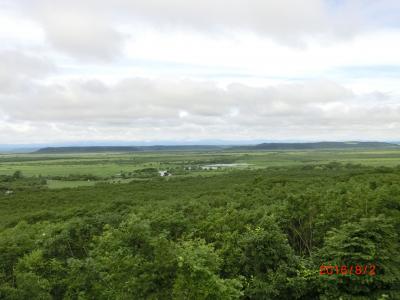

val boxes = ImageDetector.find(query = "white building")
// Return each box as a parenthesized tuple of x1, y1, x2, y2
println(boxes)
(158, 170, 171, 177)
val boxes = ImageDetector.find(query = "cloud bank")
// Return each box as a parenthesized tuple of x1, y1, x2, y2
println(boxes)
(0, 0, 400, 143)
(1, 76, 399, 143)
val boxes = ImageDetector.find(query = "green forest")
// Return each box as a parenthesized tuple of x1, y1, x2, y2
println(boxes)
(0, 151, 399, 299)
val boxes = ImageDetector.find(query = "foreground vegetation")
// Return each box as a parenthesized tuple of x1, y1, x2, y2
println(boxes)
(0, 150, 399, 299)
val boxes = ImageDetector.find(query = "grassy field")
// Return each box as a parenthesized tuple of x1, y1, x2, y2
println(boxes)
(46, 179, 96, 189)
(1, 149, 400, 190)
(1, 149, 400, 179)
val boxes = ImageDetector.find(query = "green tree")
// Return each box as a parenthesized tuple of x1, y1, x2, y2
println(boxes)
(318, 215, 400, 298)
(173, 239, 242, 299)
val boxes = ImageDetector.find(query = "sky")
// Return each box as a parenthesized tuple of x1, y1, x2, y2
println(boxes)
(1, 0, 400, 144)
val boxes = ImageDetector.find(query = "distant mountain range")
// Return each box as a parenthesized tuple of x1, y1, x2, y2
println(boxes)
(33, 142, 400, 154)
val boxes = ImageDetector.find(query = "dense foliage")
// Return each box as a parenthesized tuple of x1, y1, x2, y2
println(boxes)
(0, 163, 399, 299)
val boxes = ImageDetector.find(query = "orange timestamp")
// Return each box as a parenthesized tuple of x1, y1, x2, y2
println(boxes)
(319, 264, 376, 276)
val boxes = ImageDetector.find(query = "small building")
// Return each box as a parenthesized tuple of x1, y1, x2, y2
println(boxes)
(158, 170, 172, 177)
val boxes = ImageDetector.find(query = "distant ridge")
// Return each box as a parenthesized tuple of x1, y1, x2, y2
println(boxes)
(237, 141, 400, 150)
(34, 146, 141, 153)
(33, 142, 400, 154)
(34, 145, 225, 153)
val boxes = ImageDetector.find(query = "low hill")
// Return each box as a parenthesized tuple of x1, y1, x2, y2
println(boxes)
(238, 141, 400, 150)
(34, 145, 225, 154)
(139, 145, 225, 151)
(35, 146, 141, 154)
(34, 142, 400, 153)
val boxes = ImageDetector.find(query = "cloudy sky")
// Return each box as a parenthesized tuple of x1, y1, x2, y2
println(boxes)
(1, 0, 400, 144)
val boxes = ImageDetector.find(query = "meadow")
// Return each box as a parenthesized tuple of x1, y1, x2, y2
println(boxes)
(0, 149, 399, 299)
(1, 149, 400, 179)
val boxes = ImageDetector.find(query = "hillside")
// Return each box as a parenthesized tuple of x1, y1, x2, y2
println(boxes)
(34, 145, 225, 154)
(34, 146, 141, 153)
(33, 142, 400, 154)
(238, 141, 400, 150)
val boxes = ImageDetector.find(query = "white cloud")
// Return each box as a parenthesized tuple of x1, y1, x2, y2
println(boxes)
(1, 77, 399, 143)
(13, 0, 400, 61)
(0, 50, 55, 93)
(21, 1, 124, 61)
(0, 0, 400, 143)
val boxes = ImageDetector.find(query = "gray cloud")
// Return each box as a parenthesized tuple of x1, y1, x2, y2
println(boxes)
(23, 1, 124, 61)
(1, 77, 399, 143)
(0, 50, 55, 93)
(11, 0, 400, 61)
